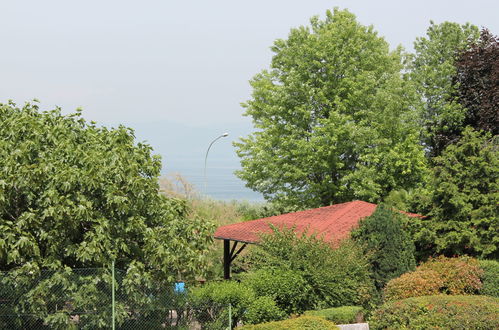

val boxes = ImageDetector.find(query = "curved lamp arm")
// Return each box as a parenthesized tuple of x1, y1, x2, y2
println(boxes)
(204, 132, 229, 194)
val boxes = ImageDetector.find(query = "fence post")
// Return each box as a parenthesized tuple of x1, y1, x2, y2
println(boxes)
(112, 260, 116, 330)
(228, 303, 232, 329)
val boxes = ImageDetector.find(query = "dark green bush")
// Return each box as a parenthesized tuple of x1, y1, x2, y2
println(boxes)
(244, 296, 286, 325)
(189, 281, 255, 326)
(242, 268, 310, 314)
(369, 295, 499, 330)
(351, 204, 416, 290)
(304, 306, 363, 324)
(244, 228, 375, 312)
(239, 315, 338, 329)
(479, 259, 499, 297)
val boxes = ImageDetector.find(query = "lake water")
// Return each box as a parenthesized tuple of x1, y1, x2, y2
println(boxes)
(163, 158, 264, 202)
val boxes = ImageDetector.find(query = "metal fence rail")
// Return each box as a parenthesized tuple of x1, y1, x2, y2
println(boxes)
(0, 266, 230, 329)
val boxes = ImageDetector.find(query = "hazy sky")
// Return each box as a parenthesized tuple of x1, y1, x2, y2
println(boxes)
(1, 0, 498, 199)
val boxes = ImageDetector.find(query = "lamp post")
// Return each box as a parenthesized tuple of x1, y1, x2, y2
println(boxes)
(204, 132, 229, 195)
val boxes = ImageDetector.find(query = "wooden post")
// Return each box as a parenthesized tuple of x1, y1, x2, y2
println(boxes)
(223, 239, 231, 280)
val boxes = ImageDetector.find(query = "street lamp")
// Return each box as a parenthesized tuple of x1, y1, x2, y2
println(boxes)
(204, 132, 229, 195)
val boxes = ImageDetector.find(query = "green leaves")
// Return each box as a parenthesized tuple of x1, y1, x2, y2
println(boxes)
(351, 205, 416, 291)
(0, 100, 214, 278)
(236, 9, 427, 208)
(410, 21, 480, 156)
(421, 129, 499, 258)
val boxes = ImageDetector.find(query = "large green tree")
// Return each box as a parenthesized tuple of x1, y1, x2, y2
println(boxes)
(412, 128, 498, 259)
(0, 101, 214, 328)
(410, 21, 480, 157)
(235, 9, 426, 208)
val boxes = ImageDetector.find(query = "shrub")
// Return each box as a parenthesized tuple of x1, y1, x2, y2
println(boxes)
(479, 259, 499, 297)
(242, 268, 310, 314)
(369, 295, 499, 330)
(384, 269, 444, 300)
(418, 255, 483, 294)
(189, 281, 255, 326)
(304, 306, 364, 324)
(384, 256, 483, 300)
(239, 315, 338, 330)
(245, 228, 375, 312)
(351, 205, 416, 290)
(244, 296, 286, 325)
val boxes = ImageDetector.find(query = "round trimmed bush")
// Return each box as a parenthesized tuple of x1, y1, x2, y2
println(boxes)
(384, 269, 444, 300)
(417, 256, 482, 294)
(384, 256, 483, 300)
(369, 295, 499, 330)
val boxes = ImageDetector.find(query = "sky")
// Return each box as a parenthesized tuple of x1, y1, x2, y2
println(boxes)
(1, 0, 498, 200)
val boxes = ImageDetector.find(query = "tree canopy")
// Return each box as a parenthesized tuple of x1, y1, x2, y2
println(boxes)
(0, 101, 214, 278)
(235, 9, 426, 208)
(410, 21, 480, 157)
(413, 128, 498, 259)
(454, 29, 499, 137)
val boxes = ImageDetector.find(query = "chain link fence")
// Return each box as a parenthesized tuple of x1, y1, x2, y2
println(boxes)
(0, 266, 231, 329)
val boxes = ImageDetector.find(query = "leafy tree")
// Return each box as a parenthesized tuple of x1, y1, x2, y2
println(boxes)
(0, 101, 214, 327)
(235, 9, 427, 208)
(413, 128, 498, 259)
(410, 21, 480, 156)
(351, 205, 416, 291)
(454, 29, 499, 136)
(243, 227, 375, 312)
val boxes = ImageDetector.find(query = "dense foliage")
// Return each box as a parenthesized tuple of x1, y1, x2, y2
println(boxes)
(243, 268, 310, 315)
(410, 21, 479, 156)
(412, 128, 498, 259)
(188, 281, 285, 326)
(479, 259, 499, 297)
(243, 228, 375, 312)
(369, 295, 499, 330)
(0, 102, 214, 327)
(304, 306, 364, 325)
(454, 29, 499, 139)
(188, 281, 255, 326)
(351, 205, 416, 290)
(235, 9, 426, 208)
(384, 256, 483, 301)
(239, 315, 338, 330)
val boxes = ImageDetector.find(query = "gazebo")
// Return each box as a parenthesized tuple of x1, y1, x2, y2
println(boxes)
(214, 200, 421, 279)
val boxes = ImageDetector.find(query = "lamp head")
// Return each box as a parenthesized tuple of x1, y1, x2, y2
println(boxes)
(222, 132, 229, 137)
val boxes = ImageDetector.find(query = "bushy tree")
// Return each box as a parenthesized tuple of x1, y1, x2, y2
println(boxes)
(413, 128, 498, 259)
(0, 101, 214, 327)
(410, 21, 480, 156)
(243, 227, 375, 312)
(235, 8, 427, 208)
(351, 205, 416, 290)
(454, 29, 499, 136)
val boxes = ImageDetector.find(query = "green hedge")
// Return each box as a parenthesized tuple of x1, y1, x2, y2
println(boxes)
(304, 306, 363, 324)
(239, 315, 338, 330)
(369, 295, 499, 330)
(479, 259, 499, 297)
(244, 296, 286, 324)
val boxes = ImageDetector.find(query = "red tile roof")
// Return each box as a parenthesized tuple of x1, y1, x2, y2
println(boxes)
(214, 200, 421, 245)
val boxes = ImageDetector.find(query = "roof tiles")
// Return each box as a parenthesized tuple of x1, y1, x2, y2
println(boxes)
(214, 200, 421, 245)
